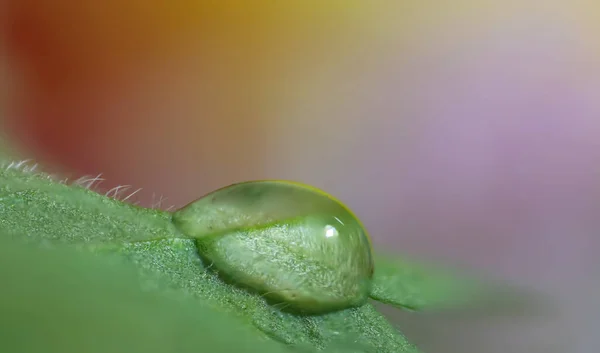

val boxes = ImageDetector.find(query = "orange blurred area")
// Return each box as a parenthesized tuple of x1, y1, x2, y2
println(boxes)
(3, 1, 394, 201)
(6, 0, 371, 90)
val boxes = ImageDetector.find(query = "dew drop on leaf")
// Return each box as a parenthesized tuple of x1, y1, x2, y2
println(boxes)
(172, 180, 374, 314)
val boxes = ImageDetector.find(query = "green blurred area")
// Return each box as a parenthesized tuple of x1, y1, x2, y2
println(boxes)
(0, 236, 290, 353)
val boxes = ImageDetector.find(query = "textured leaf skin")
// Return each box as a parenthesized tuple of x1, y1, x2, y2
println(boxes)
(0, 164, 420, 353)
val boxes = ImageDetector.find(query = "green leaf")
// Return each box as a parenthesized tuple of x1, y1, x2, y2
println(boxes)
(0, 235, 292, 353)
(370, 254, 540, 316)
(370, 254, 484, 311)
(0, 162, 420, 352)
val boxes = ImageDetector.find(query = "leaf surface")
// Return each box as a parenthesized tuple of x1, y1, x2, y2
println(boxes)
(0, 163, 420, 352)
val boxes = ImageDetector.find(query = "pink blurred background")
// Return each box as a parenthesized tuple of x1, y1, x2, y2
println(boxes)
(1, 1, 598, 352)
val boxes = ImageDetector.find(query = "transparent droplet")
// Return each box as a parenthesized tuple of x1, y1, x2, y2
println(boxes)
(172, 180, 374, 314)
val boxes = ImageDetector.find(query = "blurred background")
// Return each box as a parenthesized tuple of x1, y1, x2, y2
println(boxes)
(1, 1, 598, 352)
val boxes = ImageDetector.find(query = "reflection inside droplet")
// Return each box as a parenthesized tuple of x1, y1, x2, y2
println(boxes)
(325, 225, 338, 238)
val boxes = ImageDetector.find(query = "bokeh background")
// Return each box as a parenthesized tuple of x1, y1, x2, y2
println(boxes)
(2, 1, 599, 352)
